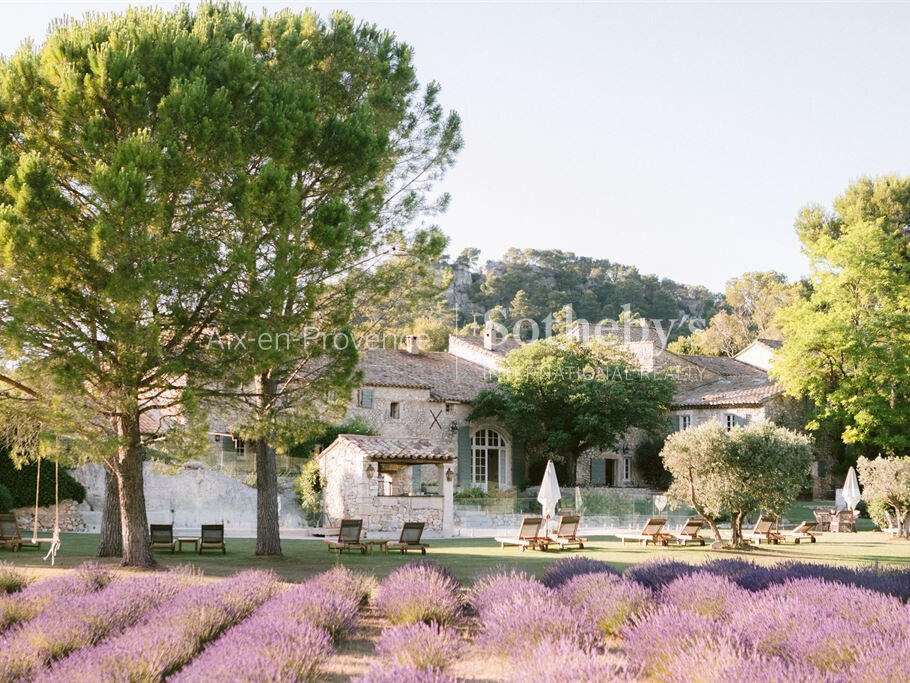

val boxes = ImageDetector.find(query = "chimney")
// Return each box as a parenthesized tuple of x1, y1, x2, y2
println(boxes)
(405, 335, 420, 355)
(483, 321, 495, 351)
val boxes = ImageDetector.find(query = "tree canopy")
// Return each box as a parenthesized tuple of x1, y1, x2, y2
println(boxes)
(469, 338, 675, 485)
(857, 456, 910, 538)
(772, 176, 910, 453)
(662, 421, 813, 546)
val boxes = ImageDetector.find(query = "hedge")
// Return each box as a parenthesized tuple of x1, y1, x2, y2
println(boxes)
(0, 451, 86, 508)
(0, 484, 13, 513)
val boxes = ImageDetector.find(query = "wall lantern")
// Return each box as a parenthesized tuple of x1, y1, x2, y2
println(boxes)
(445, 467, 455, 482)
(365, 464, 375, 479)
(449, 420, 459, 433)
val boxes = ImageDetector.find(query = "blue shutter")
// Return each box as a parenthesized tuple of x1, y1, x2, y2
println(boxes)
(412, 464, 422, 493)
(591, 458, 607, 486)
(361, 388, 373, 408)
(735, 415, 746, 427)
(457, 426, 472, 487)
(511, 440, 526, 488)
(668, 414, 680, 433)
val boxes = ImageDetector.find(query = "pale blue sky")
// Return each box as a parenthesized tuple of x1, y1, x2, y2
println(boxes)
(2, 2, 909, 291)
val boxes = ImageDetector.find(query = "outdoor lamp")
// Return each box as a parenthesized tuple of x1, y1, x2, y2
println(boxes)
(366, 464, 375, 479)
(449, 420, 458, 433)
(445, 467, 454, 482)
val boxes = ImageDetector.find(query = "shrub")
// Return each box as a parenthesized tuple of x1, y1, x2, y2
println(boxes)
(0, 484, 12, 513)
(376, 622, 462, 671)
(559, 572, 652, 636)
(478, 589, 598, 658)
(541, 556, 618, 589)
(172, 609, 332, 683)
(307, 566, 377, 606)
(0, 453, 86, 507)
(294, 458, 325, 525)
(0, 574, 185, 680)
(623, 559, 698, 590)
(659, 572, 749, 619)
(468, 568, 541, 617)
(0, 562, 32, 594)
(375, 563, 461, 626)
(45, 570, 279, 681)
(282, 587, 358, 643)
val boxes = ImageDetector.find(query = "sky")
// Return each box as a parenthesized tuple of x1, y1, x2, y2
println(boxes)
(2, 2, 910, 292)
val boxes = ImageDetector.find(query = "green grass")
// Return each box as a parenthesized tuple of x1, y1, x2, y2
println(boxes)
(2, 530, 908, 584)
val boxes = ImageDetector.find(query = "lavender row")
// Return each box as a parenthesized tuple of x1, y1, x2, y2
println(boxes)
(0, 572, 184, 681)
(40, 570, 278, 682)
(0, 562, 113, 635)
(172, 570, 364, 682)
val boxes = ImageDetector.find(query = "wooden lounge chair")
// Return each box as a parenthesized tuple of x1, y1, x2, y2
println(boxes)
(326, 519, 366, 554)
(495, 516, 549, 552)
(548, 514, 587, 550)
(671, 517, 708, 546)
(0, 513, 43, 552)
(150, 524, 176, 553)
(744, 516, 782, 544)
(388, 522, 428, 554)
(617, 518, 670, 546)
(199, 524, 226, 554)
(780, 520, 820, 544)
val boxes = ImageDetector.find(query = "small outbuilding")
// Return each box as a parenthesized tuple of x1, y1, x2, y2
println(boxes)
(318, 434, 455, 536)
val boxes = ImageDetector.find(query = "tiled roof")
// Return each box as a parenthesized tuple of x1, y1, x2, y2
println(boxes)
(358, 349, 493, 401)
(680, 355, 767, 377)
(451, 334, 523, 357)
(328, 434, 454, 461)
(757, 338, 783, 349)
(569, 320, 667, 345)
(672, 375, 783, 408)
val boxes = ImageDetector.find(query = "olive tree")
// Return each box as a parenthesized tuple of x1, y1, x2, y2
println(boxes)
(857, 456, 910, 538)
(662, 421, 813, 546)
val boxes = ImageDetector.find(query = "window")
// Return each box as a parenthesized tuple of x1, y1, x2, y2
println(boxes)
(622, 457, 631, 482)
(444, 403, 453, 413)
(357, 388, 373, 408)
(725, 414, 737, 431)
(230, 435, 246, 458)
(471, 429, 507, 490)
(680, 415, 692, 430)
(390, 402, 400, 419)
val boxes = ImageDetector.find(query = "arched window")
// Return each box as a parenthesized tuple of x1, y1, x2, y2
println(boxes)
(472, 429, 508, 490)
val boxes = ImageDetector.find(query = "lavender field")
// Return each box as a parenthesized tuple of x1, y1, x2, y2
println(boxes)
(1, 557, 909, 682)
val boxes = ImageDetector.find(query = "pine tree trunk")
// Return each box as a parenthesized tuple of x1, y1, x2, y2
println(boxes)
(565, 452, 579, 486)
(115, 414, 155, 567)
(255, 436, 282, 555)
(254, 373, 282, 556)
(97, 464, 123, 557)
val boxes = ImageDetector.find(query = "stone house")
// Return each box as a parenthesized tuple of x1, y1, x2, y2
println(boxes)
(317, 434, 455, 534)
(339, 323, 804, 494)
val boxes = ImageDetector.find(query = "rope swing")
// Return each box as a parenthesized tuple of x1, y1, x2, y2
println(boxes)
(32, 454, 62, 565)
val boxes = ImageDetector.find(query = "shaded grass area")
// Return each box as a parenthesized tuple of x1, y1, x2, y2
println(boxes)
(2, 531, 907, 584)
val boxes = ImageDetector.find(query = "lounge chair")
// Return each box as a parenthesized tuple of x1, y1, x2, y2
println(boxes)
(671, 517, 708, 546)
(388, 522, 428, 554)
(326, 519, 366, 554)
(495, 516, 549, 551)
(199, 524, 226, 554)
(744, 516, 782, 544)
(0, 513, 43, 552)
(617, 518, 670, 546)
(780, 520, 820, 544)
(150, 524, 176, 553)
(548, 514, 587, 550)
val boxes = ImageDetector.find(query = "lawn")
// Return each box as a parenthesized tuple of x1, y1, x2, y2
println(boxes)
(3, 530, 907, 584)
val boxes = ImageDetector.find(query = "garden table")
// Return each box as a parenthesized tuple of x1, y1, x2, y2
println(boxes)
(177, 537, 199, 552)
(364, 540, 388, 555)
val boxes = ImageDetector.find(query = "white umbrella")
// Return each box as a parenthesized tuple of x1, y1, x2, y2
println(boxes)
(537, 460, 562, 535)
(842, 466, 861, 512)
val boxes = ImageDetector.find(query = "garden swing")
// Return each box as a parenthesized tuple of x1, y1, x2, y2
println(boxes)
(31, 455, 62, 565)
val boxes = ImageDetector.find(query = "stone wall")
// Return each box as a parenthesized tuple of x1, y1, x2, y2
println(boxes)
(72, 462, 308, 534)
(13, 499, 88, 533)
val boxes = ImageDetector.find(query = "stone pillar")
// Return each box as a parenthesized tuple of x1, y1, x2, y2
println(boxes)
(440, 463, 455, 537)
